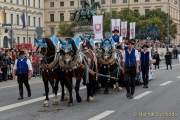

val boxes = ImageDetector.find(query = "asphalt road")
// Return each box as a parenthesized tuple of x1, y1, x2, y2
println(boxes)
(0, 59, 180, 120)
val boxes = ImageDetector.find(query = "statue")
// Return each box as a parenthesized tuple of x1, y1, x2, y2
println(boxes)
(73, 0, 100, 25)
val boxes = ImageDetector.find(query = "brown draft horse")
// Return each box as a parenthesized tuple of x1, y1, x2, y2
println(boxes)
(56, 38, 98, 105)
(80, 39, 98, 101)
(36, 38, 64, 106)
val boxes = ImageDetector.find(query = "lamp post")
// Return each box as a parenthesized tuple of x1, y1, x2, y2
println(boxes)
(167, 0, 170, 45)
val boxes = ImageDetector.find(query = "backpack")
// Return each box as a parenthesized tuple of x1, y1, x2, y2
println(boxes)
(16, 58, 29, 75)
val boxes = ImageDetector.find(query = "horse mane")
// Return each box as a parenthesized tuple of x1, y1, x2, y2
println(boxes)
(43, 38, 56, 62)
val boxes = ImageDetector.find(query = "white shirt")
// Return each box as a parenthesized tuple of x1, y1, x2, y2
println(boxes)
(122, 48, 140, 62)
(13, 58, 33, 71)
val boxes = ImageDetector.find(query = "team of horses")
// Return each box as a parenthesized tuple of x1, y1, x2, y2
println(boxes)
(36, 36, 122, 107)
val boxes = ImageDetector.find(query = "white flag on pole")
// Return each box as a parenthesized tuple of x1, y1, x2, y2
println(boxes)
(130, 22, 136, 39)
(93, 15, 103, 40)
(121, 21, 127, 37)
(111, 19, 121, 33)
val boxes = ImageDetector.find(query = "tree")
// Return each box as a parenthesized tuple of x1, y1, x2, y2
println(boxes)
(58, 22, 75, 37)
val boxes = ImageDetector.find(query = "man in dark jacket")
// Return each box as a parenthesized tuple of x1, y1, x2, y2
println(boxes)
(153, 51, 160, 70)
(122, 40, 140, 99)
(140, 45, 152, 88)
(165, 49, 172, 70)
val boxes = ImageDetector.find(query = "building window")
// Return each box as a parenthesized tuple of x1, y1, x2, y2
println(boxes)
(145, 0, 150, 2)
(134, 0, 138, 2)
(50, 14, 54, 22)
(50, 2, 54, 7)
(4, 0, 6, 2)
(33, 17, 36, 27)
(29, 37, 31, 43)
(70, 13, 74, 21)
(70, 1, 74, 6)
(11, 14, 13, 25)
(50, 27, 55, 35)
(101, 0, 105, 4)
(134, 9, 139, 13)
(28, 0, 30, 6)
(28, 16, 30, 26)
(60, 2, 64, 6)
(156, 0, 161, 1)
(123, 0, 127, 3)
(23, 37, 26, 43)
(4, 13, 6, 24)
(22, 0, 25, 5)
(16, 0, 19, 4)
(38, 17, 41, 27)
(17, 37, 20, 44)
(17, 15, 19, 25)
(145, 9, 150, 14)
(39, 0, 41, 8)
(10, 0, 13, 3)
(112, 0, 116, 4)
(60, 13, 64, 21)
(33, 0, 36, 7)
(156, 7, 161, 11)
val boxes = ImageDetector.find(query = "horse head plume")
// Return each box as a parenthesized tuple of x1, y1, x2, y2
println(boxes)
(73, 34, 82, 49)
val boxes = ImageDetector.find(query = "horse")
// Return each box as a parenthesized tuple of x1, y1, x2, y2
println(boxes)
(36, 38, 64, 107)
(80, 37, 98, 101)
(96, 39, 122, 94)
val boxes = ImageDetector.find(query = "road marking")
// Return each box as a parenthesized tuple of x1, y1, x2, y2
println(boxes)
(176, 76, 180, 79)
(159, 64, 180, 70)
(134, 91, 152, 100)
(0, 80, 42, 90)
(0, 86, 86, 112)
(160, 81, 173, 86)
(88, 110, 115, 120)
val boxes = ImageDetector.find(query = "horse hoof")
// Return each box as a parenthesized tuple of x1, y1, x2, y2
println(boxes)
(104, 90, 109, 94)
(118, 87, 123, 92)
(68, 102, 73, 106)
(89, 96, 94, 101)
(43, 100, 49, 107)
(76, 96, 82, 103)
(52, 99, 59, 105)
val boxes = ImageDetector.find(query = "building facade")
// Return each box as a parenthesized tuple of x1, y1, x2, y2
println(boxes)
(44, 0, 180, 44)
(0, 0, 44, 48)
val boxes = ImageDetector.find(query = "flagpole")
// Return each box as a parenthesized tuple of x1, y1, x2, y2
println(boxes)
(26, 0, 29, 44)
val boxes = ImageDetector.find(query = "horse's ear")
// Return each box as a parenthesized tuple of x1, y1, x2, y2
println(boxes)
(73, 35, 81, 49)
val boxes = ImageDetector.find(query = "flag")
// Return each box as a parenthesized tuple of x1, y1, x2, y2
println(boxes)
(21, 12, 26, 29)
(93, 15, 103, 40)
(121, 21, 127, 37)
(130, 22, 136, 39)
(111, 19, 121, 34)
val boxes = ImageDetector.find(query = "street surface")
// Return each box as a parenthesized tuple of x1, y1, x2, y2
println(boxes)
(0, 60, 180, 120)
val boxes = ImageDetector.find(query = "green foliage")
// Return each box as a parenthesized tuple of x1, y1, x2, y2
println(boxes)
(58, 22, 75, 37)
(103, 9, 177, 41)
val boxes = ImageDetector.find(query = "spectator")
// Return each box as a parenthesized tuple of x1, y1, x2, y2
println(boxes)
(165, 48, 172, 70)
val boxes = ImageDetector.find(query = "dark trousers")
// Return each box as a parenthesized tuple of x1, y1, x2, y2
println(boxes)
(124, 66, 136, 96)
(154, 64, 159, 70)
(166, 63, 172, 70)
(2, 67, 7, 81)
(141, 66, 149, 86)
(17, 74, 31, 97)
